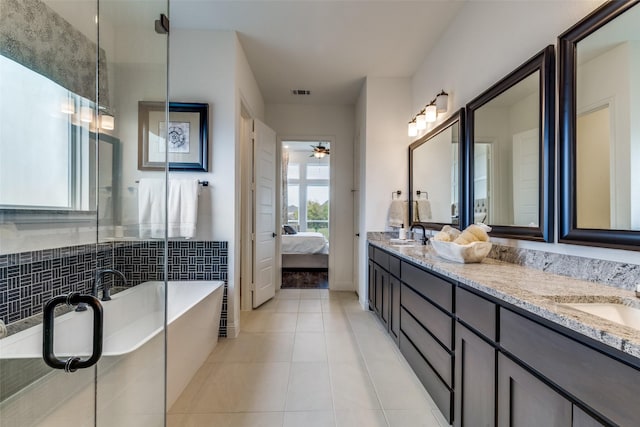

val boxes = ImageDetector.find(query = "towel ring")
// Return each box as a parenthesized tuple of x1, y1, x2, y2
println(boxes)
(391, 190, 402, 200)
(416, 190, 429, 199)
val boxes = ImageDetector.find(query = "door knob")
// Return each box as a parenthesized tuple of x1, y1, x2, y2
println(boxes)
(272, 232, 277, 238)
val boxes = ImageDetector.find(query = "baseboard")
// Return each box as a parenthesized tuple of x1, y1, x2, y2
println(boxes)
(225, 322, 240, 338)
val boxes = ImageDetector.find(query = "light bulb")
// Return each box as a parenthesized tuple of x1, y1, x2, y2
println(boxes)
(408, 122, 418, 137)
(425, 104, 437, 123)
(80, 106, 93, 123)
(436, 91, 448, 113)
(61, 98, 75, 115)
(100, 114, 115, 130)
(416, 112, 427, 130)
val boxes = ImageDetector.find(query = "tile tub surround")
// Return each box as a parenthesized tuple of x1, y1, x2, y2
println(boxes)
(0, 240, 229, 337)
(368, 238, 640, 359)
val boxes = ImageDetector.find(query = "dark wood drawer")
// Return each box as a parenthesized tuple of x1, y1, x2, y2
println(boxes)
(374, 247, 389, 270)
(389, 255, 401, 278)
(456, 287, 496, 341)
(401, 284, 453, 350)
(400, 331, 453, 424)
(401, 261, 453, 312)
(500, 308, 640, 426)
(401, 307, 453, 387)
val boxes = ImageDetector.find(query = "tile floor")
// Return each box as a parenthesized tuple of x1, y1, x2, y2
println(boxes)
(168, 289, 449, 427)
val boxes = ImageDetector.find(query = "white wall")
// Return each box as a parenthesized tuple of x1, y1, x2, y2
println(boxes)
(169, 30, 264, 336)
(265, 104, 355, 291)
(358, 77, 411, 302)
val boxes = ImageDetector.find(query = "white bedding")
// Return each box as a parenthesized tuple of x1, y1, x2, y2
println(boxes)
(281, 232, 329, 254)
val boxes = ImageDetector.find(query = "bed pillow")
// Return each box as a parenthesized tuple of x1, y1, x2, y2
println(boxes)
(283, 225, 297, 235)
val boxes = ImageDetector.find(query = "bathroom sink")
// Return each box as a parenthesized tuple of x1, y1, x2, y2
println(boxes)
(560, 302, 640, 329)
(389, 239, 419, 248)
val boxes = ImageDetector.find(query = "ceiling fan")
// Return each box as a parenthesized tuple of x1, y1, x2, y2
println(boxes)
(310, 142, 330, 158)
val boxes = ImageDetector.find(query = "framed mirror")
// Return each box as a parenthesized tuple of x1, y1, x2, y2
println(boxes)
(466, 45, 555, 242)
(409, 109, 465, 230)
(559, 0, 640, 250)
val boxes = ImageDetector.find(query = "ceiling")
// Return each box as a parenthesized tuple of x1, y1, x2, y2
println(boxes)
(172, 1, 465, 105)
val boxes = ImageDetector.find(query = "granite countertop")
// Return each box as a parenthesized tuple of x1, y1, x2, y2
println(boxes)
(369, 238, 640, 359)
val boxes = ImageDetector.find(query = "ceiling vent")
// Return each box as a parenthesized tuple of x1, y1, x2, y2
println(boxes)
(291, 89, 311, 96)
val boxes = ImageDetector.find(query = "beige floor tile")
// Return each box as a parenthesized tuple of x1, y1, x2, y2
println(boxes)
(330, 361, 381, 411)
(292, 332, 327, 362)
(334, 409, 388, 427)
(384, 409, 443, 427)
(166, 413, 186, 427)
(356, 331, 403, 363)
(283, 410, 335, 427)
(277, 289, 301, 299)
(341, 298, 367, 312)
(285, 362, 333, 411)
(323, 313, 351, 332)
(265, 312, 299, 333)
(206, 334, 259, 363)
(255, 298, 278, 312)
(347, 311, 386, 335)
(190, 362, 290, 413)
(298, 299, 323, 312)
(325, 332, 362, 362)
(321, 298, 345, 313)
(367, 360, 433, 410)
(299, 289, 323, 299)
(241, 311, 273, 333)
(169, 362, 215, 413)
(253, 333, 295, 362)
(226, 412, 285, 427)
(275, 298, 300, 312)
(296, 313, 324, 332)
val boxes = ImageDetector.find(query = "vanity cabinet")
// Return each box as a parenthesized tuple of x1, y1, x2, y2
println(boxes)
(454, 287, 497, 427)
(368, 245, 400, 343)
(399, 260, 455, 423)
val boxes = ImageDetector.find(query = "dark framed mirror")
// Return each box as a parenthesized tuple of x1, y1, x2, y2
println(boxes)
(409, 109, 465, 231)
(466, 45, 555, 242)
(559, 0, 640, 250)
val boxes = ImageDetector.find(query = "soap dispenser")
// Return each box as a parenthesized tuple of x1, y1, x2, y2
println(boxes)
(399, 224, 407, 240)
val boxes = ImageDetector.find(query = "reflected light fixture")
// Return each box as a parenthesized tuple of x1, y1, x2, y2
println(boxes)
(435, 90, 448, 113)
(61, 98, 75, 115)
(80, 106, 93, 123)
(100, 114, 115, 130)
(425, 101, 437, 123)
(408, 120, 418, 137)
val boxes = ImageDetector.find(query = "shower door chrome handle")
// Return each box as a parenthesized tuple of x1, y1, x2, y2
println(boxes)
(43, 293, 103, 373)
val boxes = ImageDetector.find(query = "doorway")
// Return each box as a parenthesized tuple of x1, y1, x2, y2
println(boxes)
(281, 140, 331, 289)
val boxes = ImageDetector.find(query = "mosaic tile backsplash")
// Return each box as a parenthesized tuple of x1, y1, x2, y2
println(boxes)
(0, 240, 229, 336)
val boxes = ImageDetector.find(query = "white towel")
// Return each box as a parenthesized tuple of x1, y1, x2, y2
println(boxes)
(138, 178, 200, 239)
(388, 200, 408, 228)
(167, 179, 200, 239)
(415, 199, 432, 222)
(138, 178, 166, 238)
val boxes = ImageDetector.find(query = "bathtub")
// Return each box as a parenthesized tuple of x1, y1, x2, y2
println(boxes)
(0, 280, 224, 427)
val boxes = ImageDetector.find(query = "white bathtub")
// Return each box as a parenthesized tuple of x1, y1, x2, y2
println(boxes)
(0, 280, 224, 427)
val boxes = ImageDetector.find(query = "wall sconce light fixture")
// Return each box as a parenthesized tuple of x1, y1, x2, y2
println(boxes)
(80, 106, 93, 123)
(100, 114, 115, 130)
(407, 90, 449, 137)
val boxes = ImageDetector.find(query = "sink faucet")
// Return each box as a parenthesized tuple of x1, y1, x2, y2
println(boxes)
(410, 224, 428, 245)
(93, 269, 127, 301)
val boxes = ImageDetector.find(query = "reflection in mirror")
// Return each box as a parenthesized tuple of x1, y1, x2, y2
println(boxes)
(409, 109, 465, 230)
(467, 46, 554, 242)
(473, 72, 539, 227)
(560, 0, 640, 249)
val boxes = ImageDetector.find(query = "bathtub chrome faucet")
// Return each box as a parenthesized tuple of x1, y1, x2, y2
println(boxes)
(93, 269, 128, 301)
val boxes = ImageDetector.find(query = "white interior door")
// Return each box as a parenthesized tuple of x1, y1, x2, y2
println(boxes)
(253, 119, 277, 308)
(512, 129, 539, 226)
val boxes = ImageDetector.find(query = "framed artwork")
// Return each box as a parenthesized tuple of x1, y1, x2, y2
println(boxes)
(138, 101, 209, 171)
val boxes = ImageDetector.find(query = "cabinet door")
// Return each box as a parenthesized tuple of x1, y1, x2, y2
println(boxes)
(455, 323, 495, 427)
(572, 407, 605, 427)
(374, 264, 384, 316)
(368, 260, 374, 309)
(389, 275, 400, 342)
(380, 268, 390, 327)
(498, 353, 572, 427)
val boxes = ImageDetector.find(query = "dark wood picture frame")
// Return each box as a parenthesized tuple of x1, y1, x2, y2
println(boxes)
(465, 45, 555, 242)
(558, 0, 640, 251)
(138, 101, 209, 171)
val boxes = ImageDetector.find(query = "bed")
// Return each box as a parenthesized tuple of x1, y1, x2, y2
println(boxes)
(281, 231, 329, 269)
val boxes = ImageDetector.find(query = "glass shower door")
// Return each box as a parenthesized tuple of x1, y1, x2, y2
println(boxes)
(0, 0, 169, 426)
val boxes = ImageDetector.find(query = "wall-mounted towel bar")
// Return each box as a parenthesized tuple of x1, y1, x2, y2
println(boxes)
(135, 179, 209, 187)
(416, 190, 428, 199)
